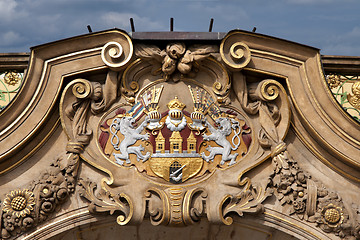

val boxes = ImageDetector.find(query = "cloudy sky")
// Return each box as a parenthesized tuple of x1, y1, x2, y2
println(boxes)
(0, 0, 359, 56)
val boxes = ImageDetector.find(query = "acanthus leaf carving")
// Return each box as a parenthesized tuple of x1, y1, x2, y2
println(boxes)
(220, 177, 272, 225)
(233, 71, 360, 239)
(78, 179, 133, 225)
(0, 69, 121, 239)
(63, 71, 119, 147)
(267, 143, 360, 239)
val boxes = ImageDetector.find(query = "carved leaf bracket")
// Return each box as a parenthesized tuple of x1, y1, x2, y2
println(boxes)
(78, 180, 132, 225)
(220, 178, 272, 225)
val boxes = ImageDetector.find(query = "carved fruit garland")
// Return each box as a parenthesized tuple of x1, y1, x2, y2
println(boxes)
(231, 72, 360, 239)
(0, 153, 80, 239)
(0, 68, 120, 239)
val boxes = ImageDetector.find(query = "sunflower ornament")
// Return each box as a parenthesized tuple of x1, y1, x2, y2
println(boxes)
(3, 189, 35, 217)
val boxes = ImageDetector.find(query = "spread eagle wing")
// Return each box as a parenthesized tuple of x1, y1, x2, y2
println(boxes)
(134, 44, 166, 75)
(178, 45, 220, 74)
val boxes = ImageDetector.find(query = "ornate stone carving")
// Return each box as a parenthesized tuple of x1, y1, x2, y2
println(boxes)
(144, 187, 207, 226)
(51, 39, 290, 229)
(111, 116, 151, 165)
(79, 180, 133, 225)
(101, 37, 134, 70)
(267, 144, 360, 239)
(220, 34, 251, 70)
(134, 43, 219, 81)
(0, 154, 80, 239)
(232, 71, 360, 239)
(98, 89, 252, 184)
(2, 31, 360, 240)
(220, 177, 271, 225)
(2, 190, 35, 218)
(201, 117, 246, 166)
(0, 69, 122, 239)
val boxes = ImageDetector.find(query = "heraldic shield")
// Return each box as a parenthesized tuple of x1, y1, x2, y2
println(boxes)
(98, 85, 251, 184)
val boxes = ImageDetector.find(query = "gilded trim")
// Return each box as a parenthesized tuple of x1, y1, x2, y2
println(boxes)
(0, 118, 61, 175)
(0, 52, 32, 118)
(290, 122, 360, 182)
(0, 47, 103, 160)
(264, 212, 325, 240)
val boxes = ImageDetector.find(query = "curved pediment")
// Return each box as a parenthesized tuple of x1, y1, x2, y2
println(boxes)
(0, 29, 359, 240)
(0, 29, 132, 174)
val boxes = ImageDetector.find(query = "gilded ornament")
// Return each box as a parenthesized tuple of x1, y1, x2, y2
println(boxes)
(230, 42, 246, 60)
(167, 96, 186, 112)
(129, 81, 139, 91)
(79, 180, 133, 226)
(322, 204, 344, 227)
(260, 80, 280, 101)
(72, 80, 92, 99)
(2, 189, 35, 218)
(101, 37, 134, 70)
(327, 74, 341, 89)
(347, 81, 360, 110)
(99, 84, 251, 183)
(220, 35, 251, 70)
(4, 71, 21, 86)
(42, 187, 49, 194)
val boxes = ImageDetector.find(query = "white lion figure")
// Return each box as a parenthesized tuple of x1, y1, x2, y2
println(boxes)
(111, 116, 150, 165)
(201, 117, 241, 166)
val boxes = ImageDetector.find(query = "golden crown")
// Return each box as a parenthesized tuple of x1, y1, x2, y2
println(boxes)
(167, 96, 186, 111)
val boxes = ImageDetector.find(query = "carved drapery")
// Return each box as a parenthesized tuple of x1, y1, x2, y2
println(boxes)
(1, 30, 359, 240)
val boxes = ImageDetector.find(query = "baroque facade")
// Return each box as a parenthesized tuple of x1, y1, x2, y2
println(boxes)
(0, 29, 359, 239)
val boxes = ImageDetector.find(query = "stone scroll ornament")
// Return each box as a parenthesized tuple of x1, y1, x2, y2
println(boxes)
(0, 35, 134, 239)
(0, 70, 124, 239)
(231, 73, 360, 239)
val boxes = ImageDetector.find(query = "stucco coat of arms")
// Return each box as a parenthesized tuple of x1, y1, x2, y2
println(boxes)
(1, 30, 360, 239)
(58, 35, 290, 226)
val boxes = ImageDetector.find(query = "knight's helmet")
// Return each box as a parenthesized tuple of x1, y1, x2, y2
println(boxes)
(167, 96, 186, 121)
(142, 85, 164, 130)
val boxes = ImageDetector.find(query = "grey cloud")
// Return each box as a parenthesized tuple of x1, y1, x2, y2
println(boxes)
(0, 31, 22, 47)
(0, 0, 359, 56)
(101, 12, 166, 31)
